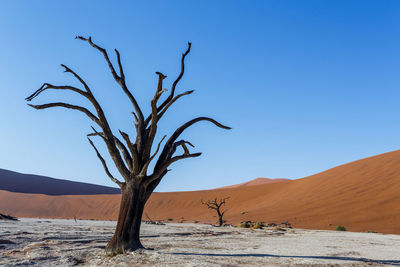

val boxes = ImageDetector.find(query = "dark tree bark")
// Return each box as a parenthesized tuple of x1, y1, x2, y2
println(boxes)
(26, 36, 230, 255)
(106, 182, 146, 254)
(201, 197, 229, 226)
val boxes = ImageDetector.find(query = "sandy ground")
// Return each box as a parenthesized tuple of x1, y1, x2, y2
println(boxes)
(1, 218, 400, 266)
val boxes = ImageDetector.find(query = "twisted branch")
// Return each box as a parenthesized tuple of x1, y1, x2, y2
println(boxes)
(175, 140, 194, 155)
(155, 117, 230, 173)
(28, 103, 100, 124)
(26, 83, 87, 101)
(87, 137, 123, 188)
(60, 64, 92, 93)
(88, 127, 133, 171)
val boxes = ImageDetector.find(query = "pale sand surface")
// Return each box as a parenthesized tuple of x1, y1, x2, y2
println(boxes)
(1, 218, 399, 266)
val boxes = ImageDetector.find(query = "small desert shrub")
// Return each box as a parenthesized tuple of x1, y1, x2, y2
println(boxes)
(252, 222, 265, 229)
(236, 221, 251, 228)
(236, 221, 265, 229)
(167, 218, 173, 221)
(336, 225, 347, 231)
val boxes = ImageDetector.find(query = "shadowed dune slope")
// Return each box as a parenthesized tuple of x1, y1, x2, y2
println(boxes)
(0, 168, 120, 195)
(1, 150, 400, 233)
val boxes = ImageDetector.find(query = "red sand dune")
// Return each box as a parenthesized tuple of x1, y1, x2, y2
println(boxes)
(1, 150, 400, 234)
(217, 177, 289, 189)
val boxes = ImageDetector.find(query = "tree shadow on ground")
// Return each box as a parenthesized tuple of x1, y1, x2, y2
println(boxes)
(168, 252, 400, 266)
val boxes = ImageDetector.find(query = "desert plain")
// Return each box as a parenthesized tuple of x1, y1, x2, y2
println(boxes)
(1, 218, 400, 266)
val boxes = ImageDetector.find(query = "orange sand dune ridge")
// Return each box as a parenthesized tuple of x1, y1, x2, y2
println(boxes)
(216, 177, 289, 189)
(1, 150, 400, 234)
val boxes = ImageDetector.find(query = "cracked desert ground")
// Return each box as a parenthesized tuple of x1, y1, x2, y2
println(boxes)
(1, 218, 400, 266)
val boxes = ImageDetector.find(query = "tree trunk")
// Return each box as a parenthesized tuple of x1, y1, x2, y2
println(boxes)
(105, 182, 147, 255)
(218, 211, 223, 226)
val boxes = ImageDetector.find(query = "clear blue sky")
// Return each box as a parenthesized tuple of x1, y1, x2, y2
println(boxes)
(0, 1, 399, 192)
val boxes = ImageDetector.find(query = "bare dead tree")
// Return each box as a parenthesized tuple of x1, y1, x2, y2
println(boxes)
(201, 197, 230, 226)
(26, 36, 230, 255)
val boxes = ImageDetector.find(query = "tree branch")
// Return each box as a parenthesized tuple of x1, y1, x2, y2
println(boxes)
(27, 64, 131, 180)
(144, 72, 168, 159)
(27, 102, 100, 124)
(155, 117, 230, 171)
(76, 36, 144, 122)
(119, 130, 139, 174)
(175, 140, 194, 155)
(145, 151, 201, 187)
(87, 137, 124, 187)
(150, 135, 167, 161)
(167, 117, 230, 147)
(151, 152, 201, 184)
(88, 127, 133, 171)
(201, 199, 219, 210)
(131, 112, 139, 125)
(168, 152, 202, 166)
(114, 49, 125, 81)
(201, 197, 229, 210)
(144, 89, 194, 127)
(113, 137, 133, 172)
(60, 64, 92, 93)
(157, 90, 194, 121)
(157, 42, 192, 112)
(140, 135, 166, 176)
(25, 83, 87, 102)
(75, 36, 119, 80)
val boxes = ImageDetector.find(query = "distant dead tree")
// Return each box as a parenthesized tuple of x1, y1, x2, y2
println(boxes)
(201, 197, 229, 226)
(26, 36, 230, 254)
